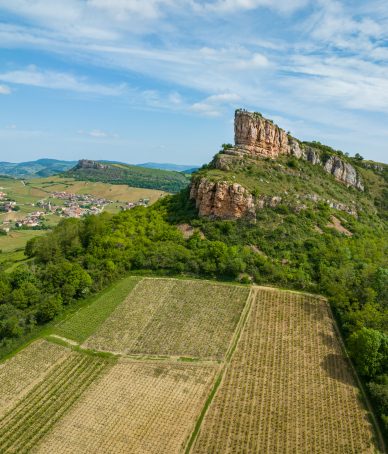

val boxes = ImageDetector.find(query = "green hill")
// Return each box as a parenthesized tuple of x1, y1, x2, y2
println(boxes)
(66, 159, 190, 193)
(0, 159, 77, 178)
(0, 112, 387, 443)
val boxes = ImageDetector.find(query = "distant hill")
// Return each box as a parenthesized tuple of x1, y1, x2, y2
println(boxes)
(66, 160, 190, 193)
(137, 162, 199, 173)
(0, 159, 77, 178)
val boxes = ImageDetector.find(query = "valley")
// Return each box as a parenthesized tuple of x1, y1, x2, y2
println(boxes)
(0, 175, 166, 270)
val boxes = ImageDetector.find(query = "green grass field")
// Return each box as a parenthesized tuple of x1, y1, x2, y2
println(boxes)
(52, 276, 140, 343)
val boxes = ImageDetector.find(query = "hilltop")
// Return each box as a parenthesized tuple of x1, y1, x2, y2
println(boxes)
(66, 159, 190, 193)
(190, 109, 387, 221)
(0, 159, 77, 178)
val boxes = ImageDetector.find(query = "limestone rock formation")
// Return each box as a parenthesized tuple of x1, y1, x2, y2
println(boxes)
(323, 156, 364, 191)
(234, 110, 290, 158)
(190, 178, 256, 220)
(226, 110, 362, 190)
(189, 109, 365, 220)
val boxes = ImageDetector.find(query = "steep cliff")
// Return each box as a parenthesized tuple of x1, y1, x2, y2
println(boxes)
(231, 110, 363, 190)
(190, 178, 256, 220)
(76, 159, 108, 170)
(234, 111, 290, 158)
(190, 109, 368, 220)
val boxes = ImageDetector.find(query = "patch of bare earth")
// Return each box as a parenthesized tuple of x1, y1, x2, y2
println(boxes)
(327, 216, 353, 236)
(177, 223, 205, 239)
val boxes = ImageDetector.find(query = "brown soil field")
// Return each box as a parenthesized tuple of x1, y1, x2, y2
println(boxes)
(34, 360, 217, 454)
(191, 287, 379, 453)
(84, 278, 249, 359)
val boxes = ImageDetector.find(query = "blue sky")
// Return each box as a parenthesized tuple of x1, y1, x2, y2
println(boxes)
(0, 1, 387, 165)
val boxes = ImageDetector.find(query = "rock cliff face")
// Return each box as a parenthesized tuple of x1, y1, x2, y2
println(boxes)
(323, 156, 364, 191)
(230, 110, 362, 189)
(234, 111, 290, 158)
(190, 178, 256, 220)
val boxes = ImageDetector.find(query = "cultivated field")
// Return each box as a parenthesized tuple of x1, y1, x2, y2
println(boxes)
(53, 276, 140, 343)
(0, 350, 110, 453)
(0, 280, 381, 453)
(0, 340, 70, 418)
(191, 287, 378, 453)
(34, 360, 217, 454)
(84, 278, 249, 359)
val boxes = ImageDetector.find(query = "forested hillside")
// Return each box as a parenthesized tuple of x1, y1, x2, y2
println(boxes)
(66, 160, 190, 192)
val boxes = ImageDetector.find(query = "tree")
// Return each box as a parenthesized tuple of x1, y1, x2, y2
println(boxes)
(354, 153, 364, 161)
(347, 327, 385, 378)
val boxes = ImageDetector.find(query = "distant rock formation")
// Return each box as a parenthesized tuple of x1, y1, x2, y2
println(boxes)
(76, 159, 108, 170)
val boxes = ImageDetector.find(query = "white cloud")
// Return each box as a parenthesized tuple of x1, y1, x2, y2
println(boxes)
(0, 66, 126, 96)
(235, 53, 269, 69)
(0, 84, 11, 94)
(194, 0, 309, 14)
(190, 93, 240, 116)
(78, 129, 119, 139)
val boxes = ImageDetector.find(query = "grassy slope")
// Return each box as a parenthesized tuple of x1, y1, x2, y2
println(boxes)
(52, 276, 141, 343)
(195, 154, 386, 219)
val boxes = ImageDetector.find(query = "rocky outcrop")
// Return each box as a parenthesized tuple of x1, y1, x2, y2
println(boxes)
(190, 110, 365, 219)
(190, 178, 256, 219)
(226, 110, 362, 190)
(323, 156, 364, 190)
(76, 159, 108, 170)
(234, 110, 290, 158)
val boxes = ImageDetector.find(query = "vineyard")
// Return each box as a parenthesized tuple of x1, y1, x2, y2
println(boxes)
(84, 278, 249, 359)
(0, 347, 111, 453)
(53, 276, 140, 343)
(35, 361, 217, 453)
(191, 288, 379, 453)
(0, 340, 70, 418)
(0, 280, 382, 453)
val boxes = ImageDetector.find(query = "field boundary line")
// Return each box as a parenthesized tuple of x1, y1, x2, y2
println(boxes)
(253, 284, 327, 300)
(327, 302, 387, 454)
(46, 335, 221, 365)
(184, 286, 256, 453)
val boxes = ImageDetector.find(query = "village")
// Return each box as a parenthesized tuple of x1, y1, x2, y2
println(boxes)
(0, 189, 150, 233)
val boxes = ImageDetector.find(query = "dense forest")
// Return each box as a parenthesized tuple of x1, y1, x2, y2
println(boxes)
(66, 162, 190, 192)
(0, 175, 387, 438)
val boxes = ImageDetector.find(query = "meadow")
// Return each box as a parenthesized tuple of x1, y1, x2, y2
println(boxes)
(0, 176, 165, 269)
